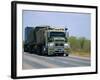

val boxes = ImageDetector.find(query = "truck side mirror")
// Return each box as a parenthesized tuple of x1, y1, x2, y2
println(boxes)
(66, 32, 69, 38)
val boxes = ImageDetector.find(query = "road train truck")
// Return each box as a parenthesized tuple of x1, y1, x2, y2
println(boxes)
(24, 26, 70, 56)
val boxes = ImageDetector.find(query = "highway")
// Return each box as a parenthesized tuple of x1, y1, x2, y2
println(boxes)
(22, 52, 90, 69)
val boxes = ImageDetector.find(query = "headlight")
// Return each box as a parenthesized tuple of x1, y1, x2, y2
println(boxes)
(48, 43, 54, 47)
(64, 43, 70, 53)
(64, 43, 70, 48)
(48, 43, 54, 52)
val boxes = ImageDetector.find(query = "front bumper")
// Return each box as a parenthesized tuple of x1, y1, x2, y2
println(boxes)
(48, 48, 69, 55)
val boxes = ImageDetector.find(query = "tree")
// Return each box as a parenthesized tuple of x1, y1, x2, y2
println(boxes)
(68, 36, 80, 51)
(83, 39, 91, 52)
(68, 36, 90, 53)
(78, 37, 86, 49)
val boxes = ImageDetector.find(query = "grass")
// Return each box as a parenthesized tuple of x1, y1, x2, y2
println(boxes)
(70, 50, 90, 58)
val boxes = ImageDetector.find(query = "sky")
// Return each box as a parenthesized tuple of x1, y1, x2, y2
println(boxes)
(23, 10, 91, 40)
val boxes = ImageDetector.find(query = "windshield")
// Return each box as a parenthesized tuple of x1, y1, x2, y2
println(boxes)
(55, 40, 65, 42)
(48, 32, 66, 42)
(50, 32, 65, 37)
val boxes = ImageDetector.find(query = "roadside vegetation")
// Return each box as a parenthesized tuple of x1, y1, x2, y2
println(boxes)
(68, 36, 91, 57)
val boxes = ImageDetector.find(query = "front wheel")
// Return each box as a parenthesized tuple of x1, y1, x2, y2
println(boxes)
(42, 47, 48, 56)
(63, 53, 69, 56)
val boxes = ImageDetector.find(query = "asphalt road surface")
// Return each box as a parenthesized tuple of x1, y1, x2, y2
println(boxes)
(22, 52, 90, 69)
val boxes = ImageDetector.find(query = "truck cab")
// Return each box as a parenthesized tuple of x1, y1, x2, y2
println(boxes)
(44, 28, 70, 56)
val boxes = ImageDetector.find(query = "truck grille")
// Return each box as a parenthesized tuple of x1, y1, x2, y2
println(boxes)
(55, 43, 64, 46)
(55, 48, 64, 53)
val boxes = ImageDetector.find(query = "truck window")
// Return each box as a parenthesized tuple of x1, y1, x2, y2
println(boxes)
(50, 32, 65, 37)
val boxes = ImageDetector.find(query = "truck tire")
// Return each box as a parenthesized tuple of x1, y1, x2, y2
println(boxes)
(63, 53, 69, 56)
(42, 47, 48, 56)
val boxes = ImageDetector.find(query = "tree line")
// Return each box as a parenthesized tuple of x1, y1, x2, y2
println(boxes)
(68, 36, 91, 53)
